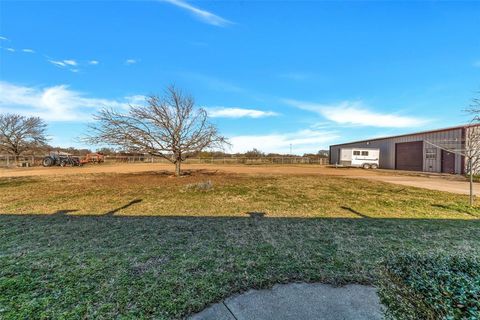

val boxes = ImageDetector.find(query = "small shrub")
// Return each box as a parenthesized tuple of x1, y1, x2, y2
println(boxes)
(378, 253, 480, 320)
(184, 180, 213, 192)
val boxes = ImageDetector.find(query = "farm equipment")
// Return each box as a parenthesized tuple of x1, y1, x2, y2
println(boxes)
(80, 153, 105, 165)
(42, 152, 105, 167)
(42, 152, 81, 167)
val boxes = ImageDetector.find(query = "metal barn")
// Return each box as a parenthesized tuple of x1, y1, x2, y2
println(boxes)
(329, 124, 480, 174)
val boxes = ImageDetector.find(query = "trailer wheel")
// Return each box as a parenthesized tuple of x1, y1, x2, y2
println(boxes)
(362, 163, 371, 169)
(370, 164, 378, 169)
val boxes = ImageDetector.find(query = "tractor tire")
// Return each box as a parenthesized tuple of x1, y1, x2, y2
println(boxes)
(60, 160, 68, 167)
(42, 157, 54, 167)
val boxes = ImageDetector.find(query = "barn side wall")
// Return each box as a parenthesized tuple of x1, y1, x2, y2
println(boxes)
(329, 128, 464, 174)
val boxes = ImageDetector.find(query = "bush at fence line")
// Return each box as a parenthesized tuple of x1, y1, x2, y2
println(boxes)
(378, 253, 480, 320)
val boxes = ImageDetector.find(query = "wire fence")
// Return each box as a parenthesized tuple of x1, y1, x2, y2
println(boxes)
(0, 154, 329, 168)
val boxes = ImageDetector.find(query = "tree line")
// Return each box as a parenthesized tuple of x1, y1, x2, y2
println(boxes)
(1, 85, 479, 177)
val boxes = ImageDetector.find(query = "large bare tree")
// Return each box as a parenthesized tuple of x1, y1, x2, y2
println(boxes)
(0, 113, 48, 162)
(86, 86, 228, 176)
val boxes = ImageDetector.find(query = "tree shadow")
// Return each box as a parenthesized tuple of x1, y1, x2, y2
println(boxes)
(246, 211, 266, 218)
(340, 206, 370, 219)
(431, 204, 480, 218)
(53, 209, 79, 216)
(104, 199, 143, 216)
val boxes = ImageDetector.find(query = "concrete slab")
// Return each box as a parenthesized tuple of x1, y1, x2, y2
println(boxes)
(189, 302, 236, 320)
(189, 283, 384, 320)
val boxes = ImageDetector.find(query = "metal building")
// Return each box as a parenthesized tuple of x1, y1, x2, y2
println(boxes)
(329, 124, 480, 174)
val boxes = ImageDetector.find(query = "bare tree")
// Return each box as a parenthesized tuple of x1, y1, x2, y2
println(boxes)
(465, 124, 480, 205)
(0, 113, 48, 163)
(86, 86, 228, 176)
(466, 95, 480, 205)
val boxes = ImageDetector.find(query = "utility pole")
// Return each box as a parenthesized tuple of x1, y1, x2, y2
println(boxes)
(290, 144, 292, 155)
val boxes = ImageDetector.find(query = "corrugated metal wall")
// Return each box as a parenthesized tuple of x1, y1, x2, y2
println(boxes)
(330, 128, 464, 174)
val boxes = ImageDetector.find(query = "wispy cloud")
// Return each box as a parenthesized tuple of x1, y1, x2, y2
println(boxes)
(206, 107, 279, 118)
(161, 0, 232, 27)
(474, 60, 480, 68)
(48, 60, 67, 67)
(22, 48, 35, 53)
(228, 129, 338, 154)
(0, 81, 142, 122)
(0, 36, 8, 41)
(284, 99, 427, 128)
(89, 60, 99, 65)
(125, 59, 137, 65)
(48, 59, 78, 68)
(63, 60, 77, 66)
(6, 48, 15, 52)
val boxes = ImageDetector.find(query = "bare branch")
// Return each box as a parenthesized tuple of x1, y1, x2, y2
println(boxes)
(0, 113, 48, 158)
(85, 85, 229, 176)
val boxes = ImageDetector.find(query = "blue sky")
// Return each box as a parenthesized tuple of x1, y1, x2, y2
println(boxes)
(0, 0, 479, 154)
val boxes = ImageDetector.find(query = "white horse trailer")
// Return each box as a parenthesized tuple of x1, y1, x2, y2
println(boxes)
(338, 148, 380, 169)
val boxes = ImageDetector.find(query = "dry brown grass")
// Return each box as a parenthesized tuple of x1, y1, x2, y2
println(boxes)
(0, 170, 478, 219)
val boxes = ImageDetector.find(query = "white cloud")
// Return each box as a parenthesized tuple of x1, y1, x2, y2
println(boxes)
(0, 81, 140, 122)
(284, 99, 427, 128)
(48, 59, 78, 68)
(161, 0, 232, 27)
(125, 59, 137, 65)
(206, 107, 279, 118)
(22, 48, 35, 53)
(228, 129, 338, 154)
(89, 60, 99, 65)
(0, 36, 7, 41)
(6, 48, 15, 52)
(63, 59, 77, 66)
(48, 60, 66, 67)
(70, 69, 79, 73)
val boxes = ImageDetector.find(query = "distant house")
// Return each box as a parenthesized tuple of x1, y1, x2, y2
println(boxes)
(329, 124, 480, 174)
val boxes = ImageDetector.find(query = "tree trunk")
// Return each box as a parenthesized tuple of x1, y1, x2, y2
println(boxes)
(175, 161, 181, 177)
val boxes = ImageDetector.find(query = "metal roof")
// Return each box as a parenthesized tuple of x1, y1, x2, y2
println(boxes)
(330, 123, 480, 148)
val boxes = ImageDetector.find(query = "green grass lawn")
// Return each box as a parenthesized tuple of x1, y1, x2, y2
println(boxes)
(1, 171, 479, 319)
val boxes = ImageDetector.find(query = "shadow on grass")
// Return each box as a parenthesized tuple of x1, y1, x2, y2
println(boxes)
(246, 211, 266, 218)
(340, 206, 370, 219)
(1, 212, 479, 319)
(104, 199, 143, 216)
(53, 209, 79, 216)
(431, 204, 480, 218)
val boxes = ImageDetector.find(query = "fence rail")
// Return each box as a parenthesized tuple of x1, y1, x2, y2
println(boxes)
(0, 155, 329, 168)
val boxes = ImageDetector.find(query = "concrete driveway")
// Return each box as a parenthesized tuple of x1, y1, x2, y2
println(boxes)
(361, 173, 478, 196)
(189, 283, 383, 320)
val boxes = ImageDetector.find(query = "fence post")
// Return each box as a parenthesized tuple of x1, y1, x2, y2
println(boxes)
(6, 155, 9, 167)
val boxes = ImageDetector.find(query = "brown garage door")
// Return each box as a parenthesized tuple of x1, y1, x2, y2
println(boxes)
(395, 141, 423, 171)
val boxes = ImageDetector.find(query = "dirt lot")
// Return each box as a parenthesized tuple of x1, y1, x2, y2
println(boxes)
(0, 163, 477, 195)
